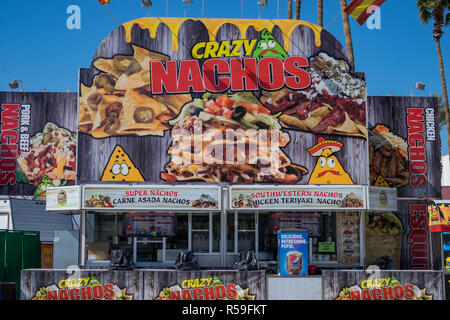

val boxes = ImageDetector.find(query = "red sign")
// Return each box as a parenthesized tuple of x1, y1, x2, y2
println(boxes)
(41, 243, 54, 269)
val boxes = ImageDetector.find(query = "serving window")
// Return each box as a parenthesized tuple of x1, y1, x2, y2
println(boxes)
(85, 211, 220, 266)
(226, 211, 363, 267)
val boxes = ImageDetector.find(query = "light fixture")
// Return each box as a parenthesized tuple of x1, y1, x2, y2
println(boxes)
(182, 0, 193, 17)
(142, 0, 152, 16)
(257, 0, 268, 19)
(416, 82, 426, 91)
(411, 82, 426, 96)
(8, 80, 24, 92)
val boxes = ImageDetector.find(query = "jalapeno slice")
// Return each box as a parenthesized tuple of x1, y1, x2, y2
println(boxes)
(94, 74, 116, 92)
(134, 106, 155, 123)
(87, 93, 104, 111)
(113, 55, 141, 75)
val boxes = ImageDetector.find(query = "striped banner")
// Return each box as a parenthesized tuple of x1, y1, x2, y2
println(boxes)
(344, 0, 387, 25)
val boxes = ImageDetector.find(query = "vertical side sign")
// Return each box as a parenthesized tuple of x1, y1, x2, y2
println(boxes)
(0, 104, 19, 185)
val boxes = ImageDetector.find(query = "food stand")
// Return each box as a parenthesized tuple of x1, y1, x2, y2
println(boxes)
(20, 183, 402, 300)
(14, 15, 443, 300)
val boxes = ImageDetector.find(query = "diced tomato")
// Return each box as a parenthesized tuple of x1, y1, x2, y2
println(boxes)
(223, 108, 233, 120)
(215, 95, 227, 107)
(204, 100, 222, 115)
(222, 96, 236, 109)
(258, 103, 271, 115)
(240, 101, 259, 113)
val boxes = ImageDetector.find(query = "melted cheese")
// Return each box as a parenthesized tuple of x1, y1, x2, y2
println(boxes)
(122, 18, 322, 52)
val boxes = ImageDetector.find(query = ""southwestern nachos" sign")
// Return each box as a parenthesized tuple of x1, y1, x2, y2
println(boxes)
(230, 185, 366, 211)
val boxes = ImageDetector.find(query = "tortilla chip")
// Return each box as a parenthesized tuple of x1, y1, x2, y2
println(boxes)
(118, 89, 170, 133)
(356, 123, 368, 137)
(115, 70, 149, 91)
(153, 94, 192, 115)
(131, 44, 169, 66)
(93, 58, 122, 79)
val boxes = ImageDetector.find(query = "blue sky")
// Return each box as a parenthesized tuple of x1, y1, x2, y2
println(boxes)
(0, 0, 448, 155)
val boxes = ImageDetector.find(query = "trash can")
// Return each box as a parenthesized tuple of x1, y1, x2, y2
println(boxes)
(0, 282, 16, 300)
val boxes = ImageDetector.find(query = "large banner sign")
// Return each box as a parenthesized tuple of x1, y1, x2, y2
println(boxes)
(0, 92, 77, 196)
(368, 96, 441, 198)
(323, 270, 443, 300)
(78, 17, 368, 186)
(22, 270, 266, 300)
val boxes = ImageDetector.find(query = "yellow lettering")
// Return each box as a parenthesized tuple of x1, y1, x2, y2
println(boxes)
(230, 40, 243, 57)
(69, 278, 77, 288)
(58, 279, 67, 289)
(361, 280, 367, 289)
(191, 42, 206, 59)
(193, 279, 200, 288)
(243, 39, 257, 56)
(204, 42, 219, 58)
(205, 278, 212, 287)
(216, 41, 231, 58)
(181, 280, 189, 289)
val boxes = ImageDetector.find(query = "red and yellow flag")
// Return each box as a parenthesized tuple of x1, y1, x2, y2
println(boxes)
(344, 0, 387, 25)
(98, 0, 110, 5)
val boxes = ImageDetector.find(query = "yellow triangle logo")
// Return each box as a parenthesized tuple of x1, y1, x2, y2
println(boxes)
(374, 175, 389, 188)
(101, 145, 145, 182)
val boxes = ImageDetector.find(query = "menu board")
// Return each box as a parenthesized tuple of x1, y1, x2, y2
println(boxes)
(270, 213, 321, 237)
(337, 212, 360, 264)
(123, 213, 176, 237)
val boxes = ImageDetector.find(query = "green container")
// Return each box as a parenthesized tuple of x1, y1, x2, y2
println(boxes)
(22, 231, 41, 269)
(0, 230, 41, 299)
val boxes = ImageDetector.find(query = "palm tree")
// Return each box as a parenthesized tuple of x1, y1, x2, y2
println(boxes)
(432, 94, 447, 130)
(339, 0, 355, 68)
(417, 0, 450, 164)
(288, 0, 293, 19)
(318, 0, 324, 26)
(295, 0, 302, 19)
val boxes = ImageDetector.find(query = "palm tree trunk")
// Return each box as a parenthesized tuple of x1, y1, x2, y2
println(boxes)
(288, 0, 293, 19)
(295, 0, 302, 20)
(436, 38, 450, 166)
(339, 0, 355, 68)
(318, 0, 323, 27)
